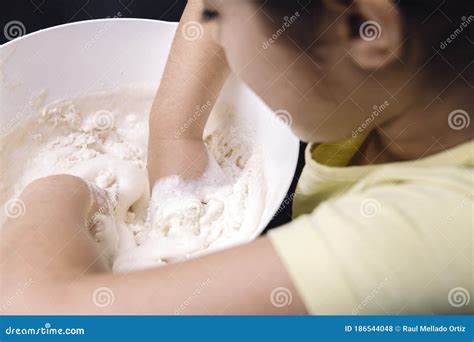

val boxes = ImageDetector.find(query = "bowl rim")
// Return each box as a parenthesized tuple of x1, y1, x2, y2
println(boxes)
(1, 17, 300, 239)
(1, 18, 178, 49)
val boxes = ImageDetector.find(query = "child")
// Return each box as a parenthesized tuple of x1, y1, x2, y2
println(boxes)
(1, 0, 472, 314)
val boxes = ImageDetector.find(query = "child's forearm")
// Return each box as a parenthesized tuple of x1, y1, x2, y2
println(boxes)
(62, 237, 305, 315)
(4, 235, 305, 315)
(0, 175, 305, 315)
(148, 0, 230, 183)
(152, 0, 230, 141)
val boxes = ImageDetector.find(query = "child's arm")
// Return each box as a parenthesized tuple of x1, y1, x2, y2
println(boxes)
(0, 175, 306, 314)
(148, 0, 230, 185)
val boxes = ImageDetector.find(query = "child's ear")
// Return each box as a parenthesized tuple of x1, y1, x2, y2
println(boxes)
(329, 0, 403, 70)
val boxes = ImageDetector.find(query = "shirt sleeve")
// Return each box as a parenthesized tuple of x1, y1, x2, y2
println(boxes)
(269, 176, 473, 315)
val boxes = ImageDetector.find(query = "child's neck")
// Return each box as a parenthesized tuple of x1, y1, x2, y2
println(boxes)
(352, 86, 472, 166)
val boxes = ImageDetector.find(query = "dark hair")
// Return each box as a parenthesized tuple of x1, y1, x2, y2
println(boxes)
(260, 0, 473, 76)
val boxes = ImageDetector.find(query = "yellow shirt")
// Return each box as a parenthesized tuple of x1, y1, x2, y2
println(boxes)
(269, 139, 473, 314)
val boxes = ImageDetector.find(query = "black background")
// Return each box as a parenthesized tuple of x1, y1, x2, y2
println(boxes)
(1, 0, 306, 231)
(1, 0, 187, 45)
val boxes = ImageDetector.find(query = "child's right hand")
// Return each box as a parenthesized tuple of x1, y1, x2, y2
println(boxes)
(148, 138, 210, 185)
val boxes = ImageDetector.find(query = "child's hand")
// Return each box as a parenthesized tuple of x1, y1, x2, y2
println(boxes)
(148, 138, 210, 185)
(19, 175, 100, 225)
(85, 181, 119, 260)
(17, 175, 119, 260)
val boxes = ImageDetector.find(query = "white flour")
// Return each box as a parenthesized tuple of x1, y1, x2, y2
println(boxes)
(0, 86, 265, 272)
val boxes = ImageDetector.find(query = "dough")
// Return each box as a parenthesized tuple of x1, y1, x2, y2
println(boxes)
(0, 86, 265, 272)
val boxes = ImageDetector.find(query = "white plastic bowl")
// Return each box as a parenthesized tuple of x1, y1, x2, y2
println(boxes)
(0, 19, 299, 239)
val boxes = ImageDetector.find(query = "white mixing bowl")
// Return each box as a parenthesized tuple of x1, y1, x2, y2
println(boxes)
(0, 19, 299, 240)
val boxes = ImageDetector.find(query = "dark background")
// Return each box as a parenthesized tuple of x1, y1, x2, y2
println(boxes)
(1, 0, 188, 45)
(1, 0, 306, 231)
